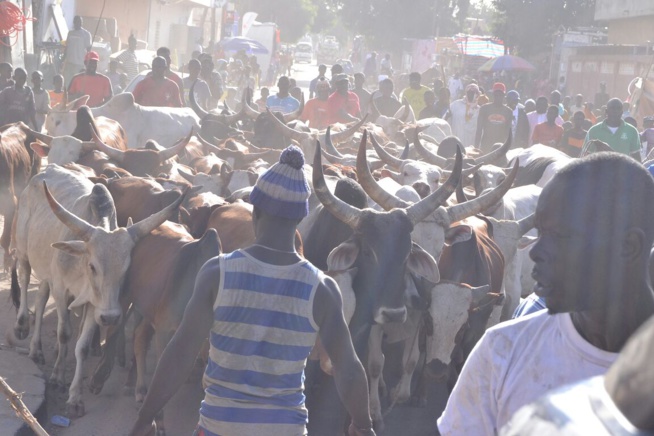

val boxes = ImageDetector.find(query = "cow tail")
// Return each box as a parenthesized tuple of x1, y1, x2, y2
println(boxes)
(10, 265, 20, 310)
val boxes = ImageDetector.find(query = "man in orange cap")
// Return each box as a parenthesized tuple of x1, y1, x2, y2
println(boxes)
(68, 51, 113, 107)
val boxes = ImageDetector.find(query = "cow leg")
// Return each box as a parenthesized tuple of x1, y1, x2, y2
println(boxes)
(390, 325, 421, 405)
(67, 304, 97, 418)
(1, 209, 14, 272)
(367, 325, 385, 432)
(134, 320, 154, 403)
(51, 290, 72, 391)
(13, 259, 32, 340)
(152, 330, 174, 436)
(28, 281, 50, 364)
(124, 312, 144, 397)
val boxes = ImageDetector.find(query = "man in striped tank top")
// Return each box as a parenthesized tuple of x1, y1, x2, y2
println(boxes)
(130, 146, 375, 436)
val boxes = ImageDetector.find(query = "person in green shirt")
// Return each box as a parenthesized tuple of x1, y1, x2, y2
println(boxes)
(582, 98, 641, 162)
(400, 72, 431, 116)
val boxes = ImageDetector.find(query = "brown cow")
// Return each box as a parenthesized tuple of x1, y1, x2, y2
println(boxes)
(90, 129, 192, 177)
(89, 222, 221, 435)
(179, 192, 226, 238)
(0, 123, 39, 269)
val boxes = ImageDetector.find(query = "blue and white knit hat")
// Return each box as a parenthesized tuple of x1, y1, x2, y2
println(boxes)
(249, 145, 311, 219)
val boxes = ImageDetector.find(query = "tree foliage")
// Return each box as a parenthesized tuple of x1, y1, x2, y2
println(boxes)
(491, 0, 597, 57)
(337, 0, 470, 51)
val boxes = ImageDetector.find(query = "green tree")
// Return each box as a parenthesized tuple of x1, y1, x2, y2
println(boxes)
(492, 0, 596, 57)
(234, 0, 317, 42)
(337, 0, 470, 51)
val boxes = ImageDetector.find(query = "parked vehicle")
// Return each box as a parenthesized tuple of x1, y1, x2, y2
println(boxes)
(294, 42, 313, 64)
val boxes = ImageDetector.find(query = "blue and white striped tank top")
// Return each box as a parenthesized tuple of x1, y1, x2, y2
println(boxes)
(199, 249, 321, 436)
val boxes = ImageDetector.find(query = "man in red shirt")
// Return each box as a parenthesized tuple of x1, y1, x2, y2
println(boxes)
(327, 74, 360, 124)
(157, 46, 185, 106)
(532, 105, 564, 148)
(68, 51, 113, 107)
(300, 77, 330, 129)
(133, 57, 183, 107)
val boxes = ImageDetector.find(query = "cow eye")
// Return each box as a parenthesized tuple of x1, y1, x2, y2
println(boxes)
(89, 263, 97, 275)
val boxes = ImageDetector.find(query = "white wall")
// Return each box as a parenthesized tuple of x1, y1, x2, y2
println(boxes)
(595, 0, 654, 21)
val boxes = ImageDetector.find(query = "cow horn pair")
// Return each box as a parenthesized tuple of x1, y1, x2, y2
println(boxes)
(92, 129, 192, 163)
(324, 126, 344, 157)
(190, 81, 243, 125)
(43, 181, 187, 242)
(328, 115, 368, 144)
(361, 130, 519, 224)
(266, 108, 312, 143)
(414, 131, 513, 168)
(394, 99, 411, 122)
(357, 130, 462, 223)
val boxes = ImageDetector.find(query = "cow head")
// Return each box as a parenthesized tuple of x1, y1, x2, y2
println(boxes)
(45, 96, 89, 136)
(44, 182, 186, 326)
(178, 164, 259, 197)
(425, 281, 501, 380)
(90, 129, 192, 177)
(314, 132, 455, 326)
(358, 130, 519, 264)
(23, 127, 96, 165)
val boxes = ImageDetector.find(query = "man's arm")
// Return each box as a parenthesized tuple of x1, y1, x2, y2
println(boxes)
(631, 133, 642, 162)
(26, 90, 38, 130)
(103, 76, 113, 104)
(129, 257, 219, 436)
(313, 276, 373, 433)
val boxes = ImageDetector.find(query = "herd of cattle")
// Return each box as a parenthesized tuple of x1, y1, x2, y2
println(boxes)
(0, 87, 576, 433)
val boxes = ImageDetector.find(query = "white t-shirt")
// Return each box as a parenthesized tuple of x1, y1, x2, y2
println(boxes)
(437, 311, 618, 435)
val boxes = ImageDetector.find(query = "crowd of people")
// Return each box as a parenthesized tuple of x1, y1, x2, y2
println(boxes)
(4, 20, 654, 435)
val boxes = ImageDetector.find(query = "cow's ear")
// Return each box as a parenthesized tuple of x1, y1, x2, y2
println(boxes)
(445, 224, 473, 246)
(199, 228, 222, 254)
(407, 242, 440, 284)
(30, 141, 50, 157)
(52, 241, 87, 256)
(327, 238, 359, 271)
(518, 235, 537, 249)
(179, 207, 191, 224)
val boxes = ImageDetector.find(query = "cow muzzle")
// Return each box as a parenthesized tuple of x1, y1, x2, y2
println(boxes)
(425, 359, 450, 382)
(374, 307, 407, 324)
(96, 310, 121, 326)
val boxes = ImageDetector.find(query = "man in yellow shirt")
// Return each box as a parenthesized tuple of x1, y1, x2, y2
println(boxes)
(401, 72, 430, 116)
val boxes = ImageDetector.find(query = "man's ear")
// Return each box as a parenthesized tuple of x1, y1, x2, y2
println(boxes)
(623, 227, 646, 262)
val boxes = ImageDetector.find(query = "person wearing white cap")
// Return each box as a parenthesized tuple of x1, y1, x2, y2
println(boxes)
(130, 146, 375, 436)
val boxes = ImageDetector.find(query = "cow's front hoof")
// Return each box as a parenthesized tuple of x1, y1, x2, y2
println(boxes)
(88, 377, 104, 395)
(13, 322, 29, 341)
(66, 399, 85, 418)
(29, 349, 45, 365)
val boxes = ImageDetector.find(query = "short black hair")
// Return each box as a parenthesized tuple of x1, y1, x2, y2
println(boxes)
(551, 153, 654, 243)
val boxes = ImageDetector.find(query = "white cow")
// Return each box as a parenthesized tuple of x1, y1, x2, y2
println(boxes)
(46, 93, 200, 149)
(11, 164, 183, 416)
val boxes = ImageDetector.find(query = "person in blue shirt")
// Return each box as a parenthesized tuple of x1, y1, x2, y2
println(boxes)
(266, 76, 300, 114)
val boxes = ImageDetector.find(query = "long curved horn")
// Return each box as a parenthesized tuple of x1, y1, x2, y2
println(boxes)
(413, 131, 448, 167)
(282, 92, 304, 123)
(473, 131, 512, 166)
(396, 98, 411, 122)
(356, 130, 411, 210)
(43, 181, 96, 241)
(518, 213, 535, 237)
(322, 148, 346, 164)
(159, 129, 193, 162)
(445, 160, 519, 224)
(189, 80, 209, 119)
(91, 129, 125, 162)
(242, 88, 261, 119)
(266, 108, 310, 143)
(313, 140, 362, 229)
(19, 124, 54, 145)
(324, 126, 344, 157)
(370, 133, 404, 170)
(443, 163, 482, 178)
(196, 133, 222, 154)
(127, 187, 189, 241)
(406, 147, 463, 226)
(329, 115, 368, 143)
(400, 140, 411, 160)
